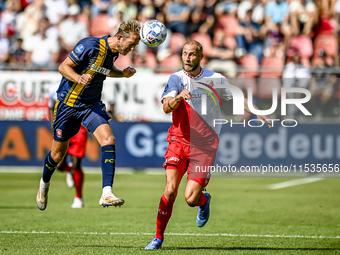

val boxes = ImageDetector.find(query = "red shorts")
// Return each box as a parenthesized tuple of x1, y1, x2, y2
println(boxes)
(163, 141, 217, 187)
(67, 125, 88, 158)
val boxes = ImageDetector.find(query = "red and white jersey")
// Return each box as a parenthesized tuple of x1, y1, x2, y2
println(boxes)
(161, 68, 233, 149)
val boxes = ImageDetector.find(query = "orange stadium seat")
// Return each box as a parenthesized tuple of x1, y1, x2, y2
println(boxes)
(191, 33, 212, 56)
(257, 78, 281, 99)
(224, 35, 237, 50)
(313, 33, 338, 57)
(260, 56, 284, 78)
(114, 54, 132, 70)
(218, 15, 238, 36)
(169, 33, 187, 54)
(90, 14, 111, 37)
(238, 54, 259, 78)
(287, 35, 313, 58)
(134, 51, 157, 70)
(236, 77, 257, 97)
(158, 54, 181, 73)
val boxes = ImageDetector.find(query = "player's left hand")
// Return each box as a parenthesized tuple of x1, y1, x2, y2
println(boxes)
(122, 67, 136, 78)
(257, 115, 272, 128)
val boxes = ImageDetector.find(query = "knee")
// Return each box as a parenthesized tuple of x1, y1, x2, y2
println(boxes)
(164, 186, 178, 201)
(51, 151, 65, 163)
(185, 195, 197, 207)
(102, 135, 115, 146)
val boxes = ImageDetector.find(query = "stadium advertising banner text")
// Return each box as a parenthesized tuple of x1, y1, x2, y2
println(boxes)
(0, 72, 171, 122)
(0, 121, 339, 173)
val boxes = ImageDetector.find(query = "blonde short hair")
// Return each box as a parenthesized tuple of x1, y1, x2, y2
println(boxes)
(115, 20, 141, 39)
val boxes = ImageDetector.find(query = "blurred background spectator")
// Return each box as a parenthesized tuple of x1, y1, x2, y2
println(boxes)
(23, 17, 60, 70)
(59, 4, 89, 61)
(0, 0, 337, 87)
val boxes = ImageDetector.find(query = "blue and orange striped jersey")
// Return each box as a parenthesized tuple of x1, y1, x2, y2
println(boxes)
(57, 35, 119, 108)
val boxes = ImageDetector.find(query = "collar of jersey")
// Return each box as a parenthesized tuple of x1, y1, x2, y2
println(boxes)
(183, 67, 204, 80)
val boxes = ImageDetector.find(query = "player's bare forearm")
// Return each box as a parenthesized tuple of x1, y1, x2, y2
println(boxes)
(49, 108, 54, 129)
(163, 89, 191, 114)
(59, 57, 92, 85)
(244, 98, 257, 114)
(108, 66, 136, 78)
(244, 98, 272, 128)
(163, 97, 181, 114)
(59, 57, 81, 83)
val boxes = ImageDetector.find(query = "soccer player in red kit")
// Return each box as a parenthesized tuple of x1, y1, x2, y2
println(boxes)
(145, 40, 272, 249)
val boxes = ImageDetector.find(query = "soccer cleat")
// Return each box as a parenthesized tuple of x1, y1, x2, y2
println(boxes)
(145, 237, 163, 250)
(99, 192, 124, 207)
(71, 197, 84, 208)
(196, 193, 211, 227)
(36, 178, 50, 211)
(66, 172, 74, 188)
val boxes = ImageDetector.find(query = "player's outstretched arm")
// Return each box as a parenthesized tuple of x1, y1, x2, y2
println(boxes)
(163, 89, 191, 114)
(243, 98, 272, 128)
(59, 57, 91, 85)
(108, 66, 136, 78)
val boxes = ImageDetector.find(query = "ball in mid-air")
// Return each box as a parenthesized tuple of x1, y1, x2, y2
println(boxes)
(140, 20, 167, 47)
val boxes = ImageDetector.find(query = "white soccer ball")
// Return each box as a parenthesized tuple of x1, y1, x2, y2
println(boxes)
(140, 20, 167, 47)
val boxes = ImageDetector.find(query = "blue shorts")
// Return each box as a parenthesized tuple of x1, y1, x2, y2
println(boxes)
(53, 100, 110, 142)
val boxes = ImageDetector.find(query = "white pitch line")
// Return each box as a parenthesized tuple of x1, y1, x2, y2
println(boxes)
(0, 231, 339, 239)
(269, 175, 324, 190)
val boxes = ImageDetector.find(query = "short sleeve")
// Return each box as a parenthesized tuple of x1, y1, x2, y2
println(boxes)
(48, 83, 59, 108)
(220, 75, 233, 101)
(161, 74, 180, 102)
(68, 38, 93, 65)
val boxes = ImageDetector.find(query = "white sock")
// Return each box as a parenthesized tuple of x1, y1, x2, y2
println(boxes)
(40, 178, 50, 188)
(102, 186, 112, 196)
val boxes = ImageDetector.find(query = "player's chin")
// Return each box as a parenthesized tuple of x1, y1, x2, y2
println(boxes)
(183, 65, 193, 72)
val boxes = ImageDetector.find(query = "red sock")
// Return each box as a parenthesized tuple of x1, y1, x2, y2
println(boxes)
(60, 163, 72, 172)
(195, 193, 207, 207)
(155, 194, 175, 240)
(73, 168, 84, 198)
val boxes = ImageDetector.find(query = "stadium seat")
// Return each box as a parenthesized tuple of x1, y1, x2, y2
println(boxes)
(224, 35, 237, 50)
(238, 54, 259, 78)
(313, 34, 338, 57)
(218, 15, 238, 36)
(90, 14, 111, 37)
(260, 56, 284, 78)
(287, 35, 313, 58)
(169, 33, 187, 54)
(134, 51, 157, 70)
(114, 54, 133, 70)
(311, 55, 334, 67)
(257, 78, 281, 99)
(191, 33, 212, 56)
(235, 77, 257, 97)
(158, 54, 181, 73)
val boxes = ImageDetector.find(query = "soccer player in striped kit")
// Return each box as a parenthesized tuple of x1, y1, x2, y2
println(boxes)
(36, 20, 140, 210)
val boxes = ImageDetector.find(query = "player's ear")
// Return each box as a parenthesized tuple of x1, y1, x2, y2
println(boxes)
(200, 53, 204, 61)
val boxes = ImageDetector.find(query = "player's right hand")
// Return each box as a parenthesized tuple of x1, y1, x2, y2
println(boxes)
(178, 89, 191, 101)
(78, 74, 92, 85)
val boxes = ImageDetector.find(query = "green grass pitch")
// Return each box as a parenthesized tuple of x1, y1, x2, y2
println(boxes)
(0, 171, 340, 254)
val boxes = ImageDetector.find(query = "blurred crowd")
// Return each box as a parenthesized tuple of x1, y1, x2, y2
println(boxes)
(0, 0, 340, 73)
(0, 0, 340, 118)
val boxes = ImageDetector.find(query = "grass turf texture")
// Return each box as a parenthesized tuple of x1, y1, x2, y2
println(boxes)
(0, 171, 339, 254)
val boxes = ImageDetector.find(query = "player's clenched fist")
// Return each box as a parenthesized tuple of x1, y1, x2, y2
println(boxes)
(78, 74, 92, 85)
(123, 67, 136, 78)
(178, 89, 191, 101)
